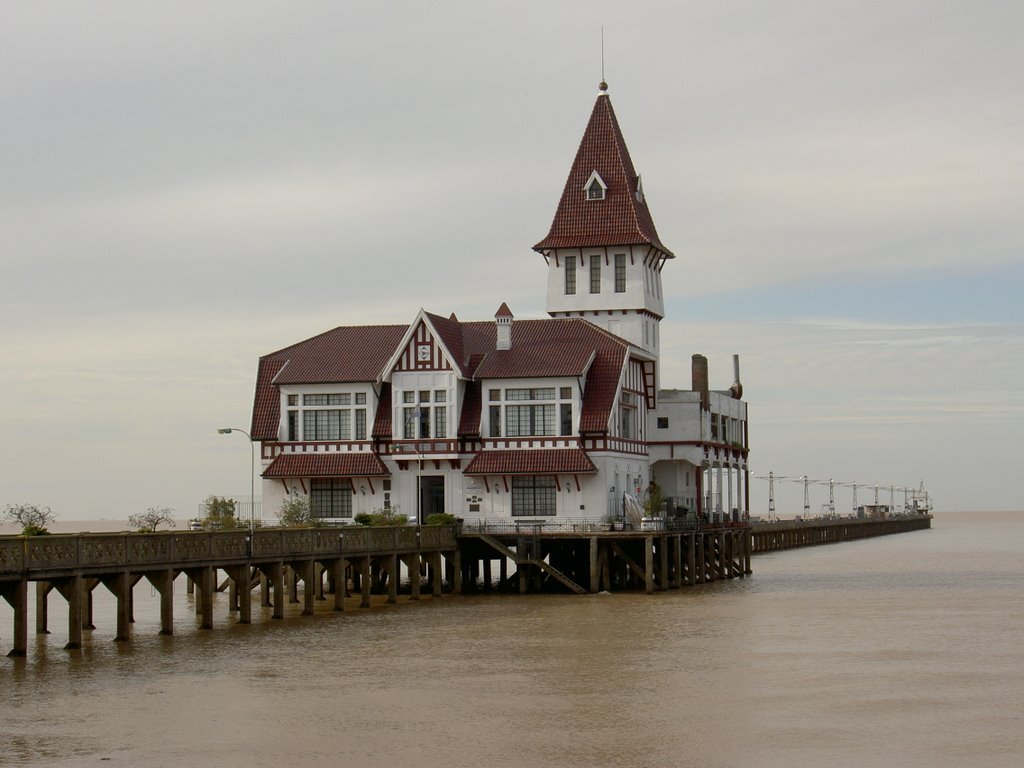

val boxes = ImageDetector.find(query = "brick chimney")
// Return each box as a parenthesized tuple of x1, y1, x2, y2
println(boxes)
(692, 354, 709, 411)
(495, 302, 513, 351)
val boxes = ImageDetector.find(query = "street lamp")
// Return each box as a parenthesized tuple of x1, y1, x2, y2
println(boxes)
(217, 427, 255, 528)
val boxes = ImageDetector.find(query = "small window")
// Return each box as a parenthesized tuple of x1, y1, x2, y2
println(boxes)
(419, 390, 430, 403)
(587, 179, 605, 200)
(657, 417, 669, 429)
(564, 257, 576, 295)
(403, 391, 415, 404)
(434, 390, 447, 403)
(590, 255, 601, 294)
(615, 253, 626, 293)
(560, 387, 572, 400)
(355, 392, 366, 405)
(489, 405, 501, 437)
(287, 395, 298, 406)
(489, 389, 501, 402)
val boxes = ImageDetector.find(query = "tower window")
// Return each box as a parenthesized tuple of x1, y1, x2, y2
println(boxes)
(565, 257, 576, 295)
(583, 171, 607, 201)
(590, 255, 601, 294)
(614, 253, 626, 292)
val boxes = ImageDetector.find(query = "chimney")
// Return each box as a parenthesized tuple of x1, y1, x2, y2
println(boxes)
(691, 354, 709, 411)
(495, 302, 513, 351)
(729, 354, 743, 399)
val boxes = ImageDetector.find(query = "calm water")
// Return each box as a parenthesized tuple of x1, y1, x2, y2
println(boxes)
(1, 512, 1022, 768)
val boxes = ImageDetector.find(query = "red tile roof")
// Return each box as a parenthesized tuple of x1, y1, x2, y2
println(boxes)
(533, 93, 673, 257)
(251, 315, 629, 441)
(457, 380, 482, 437)
(371, 382, 392, 439)
(464, 448, 596, 476)
(250, 358, 289, 440)
(271, 324, 407, 385)
(262, 452, 389, 478)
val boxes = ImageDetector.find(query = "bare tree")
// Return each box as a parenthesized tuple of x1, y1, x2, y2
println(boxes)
(127, 507, 176, 533)
(3, 503, 56, 535)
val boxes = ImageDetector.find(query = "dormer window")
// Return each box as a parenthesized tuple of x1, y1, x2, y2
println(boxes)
(583, 170, 607, 201)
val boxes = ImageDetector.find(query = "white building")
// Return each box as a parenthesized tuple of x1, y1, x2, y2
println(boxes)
(249, 83, 749, 525)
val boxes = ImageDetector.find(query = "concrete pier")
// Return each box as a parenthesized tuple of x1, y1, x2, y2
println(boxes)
(751, 514, 932, 553)
(1, 525, 459, 657)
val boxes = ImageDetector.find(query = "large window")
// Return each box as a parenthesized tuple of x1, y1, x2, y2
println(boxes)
(310, 479, 352, 518)
(290, 392, 367, 441)
(614, 253, 626, 292)
(512, 476, 557, 516)
(400, 389, 448, 440)
(620, 391, 638, 440)
(590, 255, 601, 293)
(565, 257, 576, 295)
(492, 386, 573, 438)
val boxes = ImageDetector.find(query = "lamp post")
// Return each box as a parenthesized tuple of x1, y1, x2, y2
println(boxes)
(217, 427, 255, 528)
(398, 440, 421, 525)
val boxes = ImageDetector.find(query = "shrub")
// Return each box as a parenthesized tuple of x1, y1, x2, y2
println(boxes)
(425, 513, 458, 526)
(278, 495, 321, 528)
(200, 495, 240, 530)
(128, 506, 176, 533)
(356, 508, 408, 526)
(3, 503, 56, 535)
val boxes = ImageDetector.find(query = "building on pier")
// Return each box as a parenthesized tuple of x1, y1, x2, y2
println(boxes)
(250, 82, 749, 525)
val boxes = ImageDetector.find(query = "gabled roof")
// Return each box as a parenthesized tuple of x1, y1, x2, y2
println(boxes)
(250, 324, 406, 441)
(250, 315, 631, 441)
(533, 91, 673, 257)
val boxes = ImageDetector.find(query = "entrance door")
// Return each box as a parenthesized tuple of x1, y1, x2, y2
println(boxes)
(419, 476, 445, 524)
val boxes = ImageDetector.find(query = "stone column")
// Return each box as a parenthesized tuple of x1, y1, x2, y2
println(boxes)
(35, 582, 51, 634)
(1, 580, 28, 657)
(302, 560, 316, 616)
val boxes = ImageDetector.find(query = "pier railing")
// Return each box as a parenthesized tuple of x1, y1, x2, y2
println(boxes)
(458, 517, 749, 535)
(0, 525, 460, 578)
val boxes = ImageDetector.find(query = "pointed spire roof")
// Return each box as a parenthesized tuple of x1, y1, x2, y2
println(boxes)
(534, 88, 673, 257)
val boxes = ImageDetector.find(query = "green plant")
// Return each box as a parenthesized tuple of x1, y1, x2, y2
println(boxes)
(128, 506, 176, 533)
(425, 513, 458, 526)
(4, 503, 56, 535)
(642, 481, 666, 518)
(200, 495, 240, 530)
(355, 508, 408, 526)
(278, 495, 320, 528)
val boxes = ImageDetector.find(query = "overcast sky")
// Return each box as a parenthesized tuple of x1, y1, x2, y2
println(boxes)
(2, 1, 1021, 520)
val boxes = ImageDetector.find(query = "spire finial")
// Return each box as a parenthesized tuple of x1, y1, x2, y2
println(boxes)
(599, 26, 608, 93)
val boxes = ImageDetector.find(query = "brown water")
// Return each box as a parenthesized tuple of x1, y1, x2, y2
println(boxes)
(1, 512, 1022, 767)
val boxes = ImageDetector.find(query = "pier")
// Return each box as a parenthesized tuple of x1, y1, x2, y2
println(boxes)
(751, 514, 932, 553)
(0, 525, 459, 657)
(1, 522, 752, 657)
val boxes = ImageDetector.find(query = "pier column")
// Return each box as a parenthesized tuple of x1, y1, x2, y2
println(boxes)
(260, 572, 271, 607)
(143, 569, 176, 635)
(224, 566, 250, 625)
(83, 578, 98, 629)
(431, 552, 443, 597)
(645, 536, 654, 595)
(269, 562, 285, 619)
(686, 534, 696, 586)
(330, 559, 346, 611)
(315, 563, 326, 601)
(289, 566, 300, 604)
(60, 574, 83, 650)
(302, 560, 316, 615)
(359, 557, 371, 608)
(386, 554, 398, 604)
(35, 582, 51, 634)
(452, 549, 463, 595)
(659, 536, 669, 591)
(199, 566, 214, 630)
(1, 580, 28, 657)
(406, 553, 421, 601)
(589, 537, 599, 593)
(99, 571, 132, 642)
(672, 535, 682, 589)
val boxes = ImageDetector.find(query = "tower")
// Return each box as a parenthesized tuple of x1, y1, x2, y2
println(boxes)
(533, 81, 674, 368)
